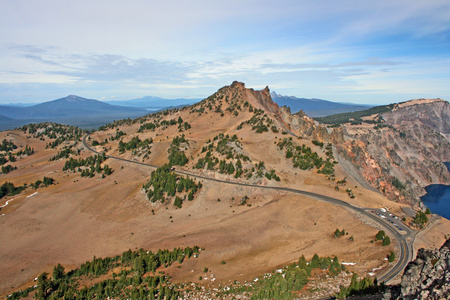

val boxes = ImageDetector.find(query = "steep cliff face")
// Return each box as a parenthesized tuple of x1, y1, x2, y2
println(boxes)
(332, 99, 450, 204)
(386, 99, 450, 140)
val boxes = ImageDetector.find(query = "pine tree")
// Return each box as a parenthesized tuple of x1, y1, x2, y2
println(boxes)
(382, 235, 391, 246)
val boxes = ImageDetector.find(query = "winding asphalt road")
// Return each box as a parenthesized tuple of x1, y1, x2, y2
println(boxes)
(82, 134, 414, 283)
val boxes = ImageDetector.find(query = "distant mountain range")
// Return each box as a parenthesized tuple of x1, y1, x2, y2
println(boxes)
(0, 92, 373, 131)
(0, 95, 151, 131)
(270, 92, 372, 117)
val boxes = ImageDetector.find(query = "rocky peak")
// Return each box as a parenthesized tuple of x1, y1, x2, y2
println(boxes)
(270, 91, 279, 99)
(248, 85, 280, 114)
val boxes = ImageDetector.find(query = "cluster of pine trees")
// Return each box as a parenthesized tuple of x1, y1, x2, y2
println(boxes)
(375, 230, 391, 246)
(413, 211, 429, 227)
(278, 137, 336, 176)
(1, 164, 16, 174)
(196, 134, 250, 175)
(194, 134, 279, 181)
(49, 146, 77, 161)
(16, 145, 35, 156)
(63, 154, 113, 178)
(118, 136, 153, 154)
(9, 246, 201, 300)
(0, 139, 18, 151)
(137, 116, 191, 133)
(0, 140, 35, 175)
(168, 135, 188, 166)
(0, 181, 26, 199)
(142, 164, 202, 206)
(336, 273, 384, 299)
(0, 177, 56, 200)
(31, 177, 55, 189)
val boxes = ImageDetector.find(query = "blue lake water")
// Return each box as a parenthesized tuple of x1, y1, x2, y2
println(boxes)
(420, 162, 450, 220)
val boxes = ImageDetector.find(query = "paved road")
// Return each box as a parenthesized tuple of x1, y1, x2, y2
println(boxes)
(82, 134, 414, 283)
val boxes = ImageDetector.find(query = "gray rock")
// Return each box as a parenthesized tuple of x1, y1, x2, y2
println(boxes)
(399, 238, 450, 299)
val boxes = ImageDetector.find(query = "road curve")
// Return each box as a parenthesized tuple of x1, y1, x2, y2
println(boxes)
(82, 134, 413, 283)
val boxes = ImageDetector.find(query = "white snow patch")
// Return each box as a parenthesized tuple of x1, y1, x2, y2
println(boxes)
(0, 198, 16, 208)
(372, 267, 382, 271)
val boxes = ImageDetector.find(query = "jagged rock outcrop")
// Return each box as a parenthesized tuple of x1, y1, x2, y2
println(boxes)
(279, 106, 341, 142)
(392, 238, 450, 299)
(349, 239, 450, 299)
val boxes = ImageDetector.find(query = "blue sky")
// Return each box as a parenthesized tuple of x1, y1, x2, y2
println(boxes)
(1, 0, 449, 105)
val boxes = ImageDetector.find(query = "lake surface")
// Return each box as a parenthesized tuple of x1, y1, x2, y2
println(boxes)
(420, 162, 450, 220)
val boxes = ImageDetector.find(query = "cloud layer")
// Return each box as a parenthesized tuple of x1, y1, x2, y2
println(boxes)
(1, 0, 449, 104)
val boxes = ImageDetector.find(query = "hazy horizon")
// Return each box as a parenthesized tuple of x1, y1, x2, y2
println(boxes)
(1, 0, 450, 105)
(0, 91, 382, 107)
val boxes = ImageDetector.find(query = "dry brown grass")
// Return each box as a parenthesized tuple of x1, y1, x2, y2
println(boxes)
(0, 94, 447, 297)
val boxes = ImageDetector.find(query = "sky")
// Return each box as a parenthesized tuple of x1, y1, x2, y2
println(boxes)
(1, 0, 450, 105)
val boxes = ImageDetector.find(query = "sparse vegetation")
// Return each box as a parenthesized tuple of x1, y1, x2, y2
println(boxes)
(246, 254, 345, 300)
(118, 136, 153, 154)
(391, 177, 405, 190)
(334, 228, 346, 238)
(49, 146, 77, 161)
(237, 108, 279, 134)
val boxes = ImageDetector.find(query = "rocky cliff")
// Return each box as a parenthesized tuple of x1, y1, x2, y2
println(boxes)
(349, 238, 450, 299)
(203, 85, 449, 204)
(330, 99, 450, 204)
(397, 238, 450, 299)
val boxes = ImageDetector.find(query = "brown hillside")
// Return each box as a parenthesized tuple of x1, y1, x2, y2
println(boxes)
(0, 84, 448, 298)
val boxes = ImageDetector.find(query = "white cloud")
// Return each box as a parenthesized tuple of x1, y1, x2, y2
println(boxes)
(1, 0, 449, 103)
